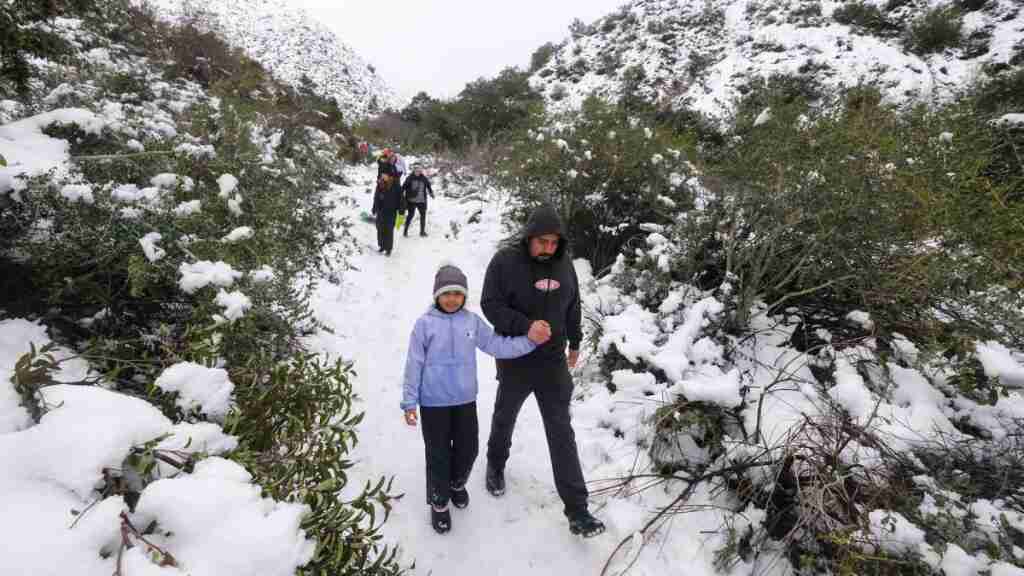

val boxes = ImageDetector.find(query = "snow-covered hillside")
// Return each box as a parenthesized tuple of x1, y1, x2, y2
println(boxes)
(532, 0, 1024, 118)
(147, 0, 402, 119)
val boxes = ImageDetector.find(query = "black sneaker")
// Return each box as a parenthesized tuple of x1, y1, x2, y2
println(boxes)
(431, 506, 451, 534)
(451, 485, 469, 509)
(569, 511, 605, 538)
(485, 464, 505, 497)
(420, 232, 427, 237)
(384, 250, 391, 257)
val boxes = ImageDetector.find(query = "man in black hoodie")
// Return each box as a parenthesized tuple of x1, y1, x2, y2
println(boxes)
(480, 205, 606, 538)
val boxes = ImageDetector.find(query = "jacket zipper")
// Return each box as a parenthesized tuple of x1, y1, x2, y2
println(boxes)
(449, 314, 455, 360)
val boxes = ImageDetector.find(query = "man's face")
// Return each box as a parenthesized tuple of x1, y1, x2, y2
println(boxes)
(414, 168, 423, 176)
(529, 234, 560, 261)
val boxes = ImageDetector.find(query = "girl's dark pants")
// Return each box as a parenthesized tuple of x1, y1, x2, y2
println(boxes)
(421, 401, 478, 507)
(485, 360, 589, 518)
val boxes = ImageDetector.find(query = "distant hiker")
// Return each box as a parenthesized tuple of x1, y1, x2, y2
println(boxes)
(401, 164, 435, 237)
(480, 205, 606, 538)
(358, 141, 369, 161)
(402, 264, 551, 534)
(372, 158, 403, 256)
(393, 151, 405, 178)
(377, 148, 393, 179)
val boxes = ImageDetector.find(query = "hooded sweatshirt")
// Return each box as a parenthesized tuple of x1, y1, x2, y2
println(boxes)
(401, 306, 536, 410)
(481, 206, 583, 375)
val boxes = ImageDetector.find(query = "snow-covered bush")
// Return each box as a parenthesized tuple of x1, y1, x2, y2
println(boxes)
(0, 4, 401, 575)
(498, 96, 697, 270)
(570, 74, 1024, 575)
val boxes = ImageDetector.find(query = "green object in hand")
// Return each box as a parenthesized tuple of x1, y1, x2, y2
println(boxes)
(395, 214, 406, 230)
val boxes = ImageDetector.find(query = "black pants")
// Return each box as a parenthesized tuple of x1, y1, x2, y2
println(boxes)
(403, 202, 427, 236)
(376, 209, 396, 252)
(486, 362, 589, 517)
(422, 402, 479, 508)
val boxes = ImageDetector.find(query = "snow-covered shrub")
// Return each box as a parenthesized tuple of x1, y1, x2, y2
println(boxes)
(0, 5, 401, 575)
(905, 5, 964, 56)
(665, 79, 1024, 346)
(498, 96, 697, 270)
(0, 0, 102, 96)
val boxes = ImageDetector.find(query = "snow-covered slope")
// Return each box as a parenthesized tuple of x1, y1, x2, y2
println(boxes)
(149, 0, 402, 119)
(532, 0, 1024, 118)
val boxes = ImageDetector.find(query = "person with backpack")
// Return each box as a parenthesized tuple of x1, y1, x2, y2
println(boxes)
(372, 153, 404, 256)
(480, 205, 606, 538)
(402, 264, 551, 534)
(401, 164, 434, 237)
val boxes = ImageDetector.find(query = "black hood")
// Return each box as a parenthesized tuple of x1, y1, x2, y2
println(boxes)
(520, 205, 567, 261)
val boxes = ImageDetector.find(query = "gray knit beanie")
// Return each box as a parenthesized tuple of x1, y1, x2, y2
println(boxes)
(433, 264, 468, 299)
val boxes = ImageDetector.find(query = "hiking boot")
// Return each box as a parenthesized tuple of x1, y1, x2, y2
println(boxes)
(485, 464, 505, 497)
(420, 231, 427, 237)
(568, 510, 605, 538)
(450, 484, 469, 509)
(384, 250, 391, 257)
(431, 506, 451, 534)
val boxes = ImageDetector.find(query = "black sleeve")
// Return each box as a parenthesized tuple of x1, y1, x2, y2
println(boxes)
(481, 252, 532, 336)
(567, 262, 583, 350)
(402, 178, 411, 193)
(426, 178, 434, 196)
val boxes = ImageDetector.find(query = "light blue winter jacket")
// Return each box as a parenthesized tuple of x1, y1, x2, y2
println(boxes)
(401, 306, 536, 410)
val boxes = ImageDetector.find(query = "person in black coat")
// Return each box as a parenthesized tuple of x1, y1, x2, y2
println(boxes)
(401, 164, 434, 237)
(372, 157, 404, 256)
(479, 205, 606, 538)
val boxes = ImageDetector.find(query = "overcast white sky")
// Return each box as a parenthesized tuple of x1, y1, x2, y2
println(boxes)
(295, 0, 626, 100)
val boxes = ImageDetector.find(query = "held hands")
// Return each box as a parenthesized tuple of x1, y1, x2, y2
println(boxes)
(404, 409, 418, 427)
(527, 320, 552, 345)
(567, 349, 580, 369)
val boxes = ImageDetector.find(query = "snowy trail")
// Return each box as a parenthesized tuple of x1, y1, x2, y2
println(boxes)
(307, 166, 614, 574)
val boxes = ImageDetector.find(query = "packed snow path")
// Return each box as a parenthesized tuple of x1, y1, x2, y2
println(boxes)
(308, 165, 612, 574)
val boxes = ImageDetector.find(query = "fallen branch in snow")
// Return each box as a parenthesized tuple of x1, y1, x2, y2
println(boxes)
(114, 511, 178, 574)
(598, 454, 774, 576)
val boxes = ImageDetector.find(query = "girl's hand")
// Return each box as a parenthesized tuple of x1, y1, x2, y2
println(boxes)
(404, 409, 418, 426)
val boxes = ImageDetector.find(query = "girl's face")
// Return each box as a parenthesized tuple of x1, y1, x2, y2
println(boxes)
(437, 291, 466, 313)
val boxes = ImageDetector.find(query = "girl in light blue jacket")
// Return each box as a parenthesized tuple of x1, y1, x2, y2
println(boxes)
(402, 264, 549, 534)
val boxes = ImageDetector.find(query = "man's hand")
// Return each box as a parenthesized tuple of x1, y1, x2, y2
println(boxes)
(527, 320, 551, 344)
(567, 349, 580, 369)
(404, 409, 418, 427)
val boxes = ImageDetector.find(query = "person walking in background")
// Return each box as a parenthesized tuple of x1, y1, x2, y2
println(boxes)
(372, 154, 403, 256)
(480, 205, 606, 538)
(394, 151, 408, 183)
(377, 148, 393, 178)
(402, 164, 434, 237)
(402, 264, 551, 534)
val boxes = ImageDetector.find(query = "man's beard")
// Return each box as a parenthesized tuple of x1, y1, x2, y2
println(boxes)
(534, 253, 553, 262)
